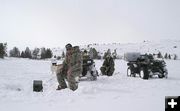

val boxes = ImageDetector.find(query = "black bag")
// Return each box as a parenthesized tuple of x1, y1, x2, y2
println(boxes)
(33, 80, 43, 92)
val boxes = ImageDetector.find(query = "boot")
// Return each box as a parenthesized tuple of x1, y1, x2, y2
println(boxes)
(56, 85, 67, 90)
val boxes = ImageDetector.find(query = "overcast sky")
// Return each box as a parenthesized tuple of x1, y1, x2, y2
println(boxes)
(0, 0, 180, 50)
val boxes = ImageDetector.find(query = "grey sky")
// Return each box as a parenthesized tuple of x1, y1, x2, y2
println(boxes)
(0, 0, 180, 50)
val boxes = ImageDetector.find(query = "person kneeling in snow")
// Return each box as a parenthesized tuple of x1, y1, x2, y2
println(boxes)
(100, 52, 115, 76)
(56, 44, 82, 91)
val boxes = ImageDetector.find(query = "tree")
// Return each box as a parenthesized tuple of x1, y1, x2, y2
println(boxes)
(45, 48, 53, 58)
(168, 54, 171, 59)
(0, 43, 7, 58)
(174, 54, 178, 60)
(157, 52, 162, 58)
(32, 48, 40, 59)
(164, 53, 168, 59)
(21, 51, 25, 58)
(9, 47, 20, 57)
(89, 48, 98, 59)
(103, 49, 111, 59)
(40, 47, 46, 59)
(4, 43, 7, 56)
(24, 47, 32, 58)
(40, 48, 52, 59)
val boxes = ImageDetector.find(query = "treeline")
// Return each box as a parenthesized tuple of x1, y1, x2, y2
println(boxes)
(0, 43, 7, 58)
(82, 47, 118, 59)
(1, 42, 178, 60)
(154, 52, 178, 60)
(103, 49, 118, 59)
(9, 47, 53, 59)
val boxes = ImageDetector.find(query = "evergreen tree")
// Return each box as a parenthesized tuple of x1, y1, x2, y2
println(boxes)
(174, 54, 177, 60)
(103, 49, 111, 59)
(0, 43, 7, 58)
(45, 48, 53, 58)
(24, 47, 32, 58)
(32, 48, 40, 59)
(164, 53, 168, 59)
(157, 52, 162, 58)
(9, 47, 20, 57)
(40, 47, 46, 59)
(168, 54, 171, 59)
(21, 51, 25, 58)
(4, 43, 7, 57)
(89, 48, 98, 59)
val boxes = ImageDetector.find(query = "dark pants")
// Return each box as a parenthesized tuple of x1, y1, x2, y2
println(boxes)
(56, 67, 80, 91)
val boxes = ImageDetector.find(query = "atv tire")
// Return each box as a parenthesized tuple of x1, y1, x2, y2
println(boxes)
(158, 74, 164, 78)
(127, 67, 132, 77)
(140, 67, 149, 80)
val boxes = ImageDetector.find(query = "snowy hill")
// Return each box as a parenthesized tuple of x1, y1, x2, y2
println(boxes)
(52, 40, 180, 59)
(80, 40, 180, 59)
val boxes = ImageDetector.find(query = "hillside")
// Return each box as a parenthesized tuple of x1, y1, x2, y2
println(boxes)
(52, 40, 180, 59)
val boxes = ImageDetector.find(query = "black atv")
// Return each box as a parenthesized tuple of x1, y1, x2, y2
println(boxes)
(127, 54, 168, 80)
(80, 58, 98, 81)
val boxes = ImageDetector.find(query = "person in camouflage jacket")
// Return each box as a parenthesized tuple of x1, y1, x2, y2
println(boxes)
(56, 44, 82, 91)
(100, 53, 115, 76)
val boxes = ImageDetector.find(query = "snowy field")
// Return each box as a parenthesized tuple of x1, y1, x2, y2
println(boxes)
(0, 58, 180, 111)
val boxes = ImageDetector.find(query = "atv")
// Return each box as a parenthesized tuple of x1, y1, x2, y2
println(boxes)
(80, 58, 98, 81)
(126, 54, 168, 80)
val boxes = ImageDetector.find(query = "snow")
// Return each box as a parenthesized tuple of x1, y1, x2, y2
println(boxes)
(0, 57, 180, 111)
(80, 40, 180, 59)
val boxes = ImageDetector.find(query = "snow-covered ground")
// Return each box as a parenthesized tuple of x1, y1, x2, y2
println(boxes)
(80, 40, 180, 59)
(0, 58, 180, 111)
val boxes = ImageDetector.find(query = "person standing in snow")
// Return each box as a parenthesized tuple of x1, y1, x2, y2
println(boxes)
(56, 44, 82, 91)
(100, 51, 115, 76)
